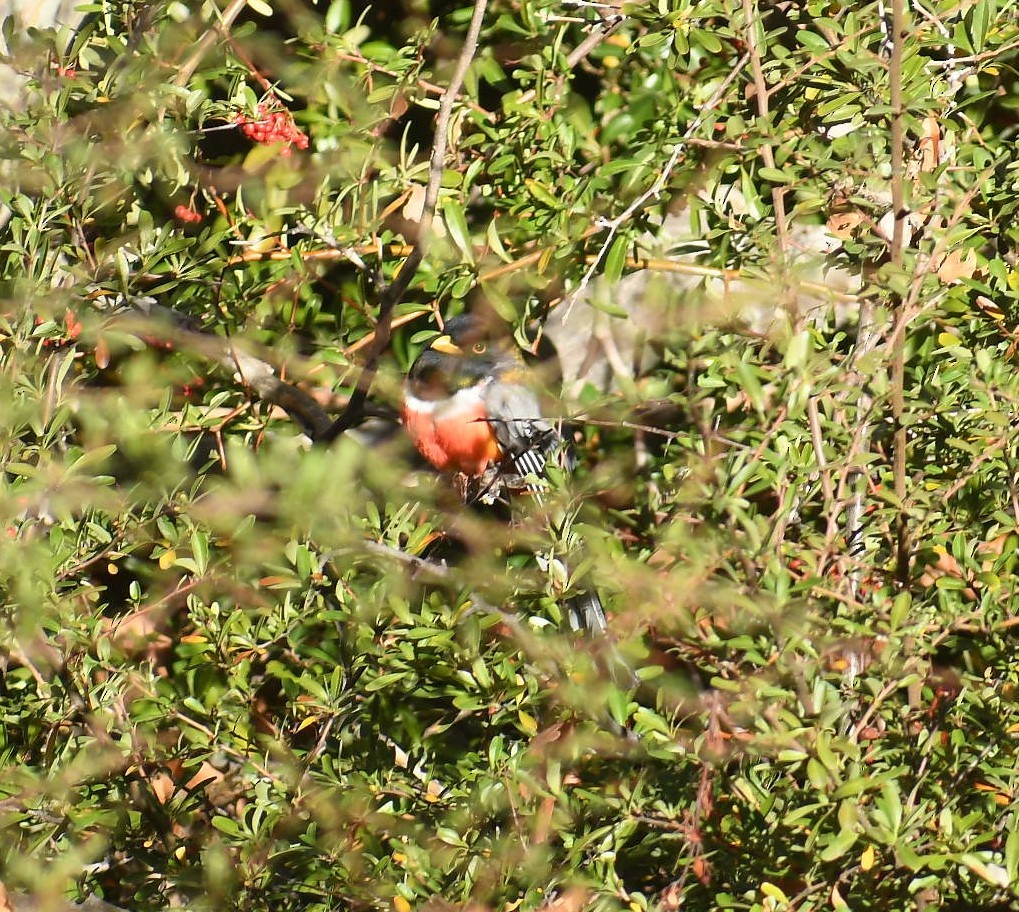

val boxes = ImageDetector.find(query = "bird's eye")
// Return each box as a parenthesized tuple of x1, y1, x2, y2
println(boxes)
(472, 342, 487, 354)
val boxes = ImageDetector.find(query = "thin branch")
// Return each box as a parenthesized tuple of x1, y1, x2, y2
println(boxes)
(327, 49, 494, 120)
(173, 0, 249, 89)
(741, 0, 790, 256)
(225, 243, 414, 266)
(601, 254, 858, 304)
(889, 0, 910, 585)
(319, 0, 489, 442)
(565, 13, 623, 69)
(807, 396, 836, 517)
(225, 235, 859, 307)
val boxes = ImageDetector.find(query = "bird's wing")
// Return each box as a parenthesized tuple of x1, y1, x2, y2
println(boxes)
(481, 382, 559, 480)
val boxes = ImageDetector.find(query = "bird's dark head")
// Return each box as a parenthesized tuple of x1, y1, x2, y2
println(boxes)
(407, 314, 524, 399)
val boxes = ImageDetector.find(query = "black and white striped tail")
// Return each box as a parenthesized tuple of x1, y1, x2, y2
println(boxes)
(564, 590, 608, 636)
(564, 589, 637, 688)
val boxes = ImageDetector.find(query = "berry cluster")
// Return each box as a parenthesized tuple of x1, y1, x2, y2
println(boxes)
(174, 204, 203, 224)
(35, 310, 83, 348)
(234, 102, 309, 156)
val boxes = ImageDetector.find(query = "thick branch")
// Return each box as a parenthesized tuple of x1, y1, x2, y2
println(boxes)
(105, 298, 334, 439)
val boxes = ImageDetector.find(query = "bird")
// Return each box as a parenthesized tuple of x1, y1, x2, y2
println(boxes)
(401, 312, 616, 639)
(402, 314, 559, 489)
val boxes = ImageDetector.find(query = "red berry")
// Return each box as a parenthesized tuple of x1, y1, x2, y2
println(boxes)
(64, 308, 83, 340)
(175, 204, 202, 224)
(233, 100, 308, 154)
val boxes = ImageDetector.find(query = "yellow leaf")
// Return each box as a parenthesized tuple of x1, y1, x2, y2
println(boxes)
(861, 844, 875, 871)
(830, 883, 849, 911)
(394, 897, 411, 912)
(761, 882, 789, 903)
(158, 549, 176, 570)
(518, 709, 538, 736)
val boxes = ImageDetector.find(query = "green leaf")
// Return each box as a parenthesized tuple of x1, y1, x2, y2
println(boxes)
(758, 166, 795, 184)
(968, 0, 995, 52)
(442, 198, 474, 264)
(603, 234, 629, 285)
(212, 815, 244, 837)
(819, 827, 858, 862)
(366, 672, 409, 692)
(191, 529, 209, 575)
(1006, 825, 1019, 881)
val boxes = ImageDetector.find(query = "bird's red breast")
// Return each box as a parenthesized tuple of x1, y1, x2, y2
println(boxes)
(402, 386, 501, 475)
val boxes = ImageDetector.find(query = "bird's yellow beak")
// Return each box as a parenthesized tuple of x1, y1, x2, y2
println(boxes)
(430, 334, 462, 355)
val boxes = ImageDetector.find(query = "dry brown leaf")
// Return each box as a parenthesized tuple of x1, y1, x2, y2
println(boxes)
(150, 771, 176, 805)
(827, 209, 866, 240)
(918, 114, 941, 174)
(937, 247, 977, 283)
(658, 880, 682, 912)
(532, 794, 557, 845)
(184, 760, 224, 793)
(150, 759, 225, 805)
(692, 855, 711, 885)
(402, 183, 426, 223)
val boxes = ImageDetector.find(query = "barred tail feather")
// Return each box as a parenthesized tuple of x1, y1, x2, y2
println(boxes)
(564, 591, 608, 635)
(512, 446, 548, 483)
(563, 589, 637, 688)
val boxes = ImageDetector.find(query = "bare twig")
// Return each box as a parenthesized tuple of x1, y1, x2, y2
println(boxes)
(600, 254, 858, 304)
(807, 396, 836, 517)
(889, 0, 910, 585)
(565, 13, 623, 69)
(741, 0, 790, 256)
(226, 236, 858, 309)
(319, 0, 489, 442)
(326, 49, 494, 120)
(225, 243, 415, 266)
(173, 0, 249, 89)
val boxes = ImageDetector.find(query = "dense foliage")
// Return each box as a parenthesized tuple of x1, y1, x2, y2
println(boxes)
(3, 0, 1019, 909)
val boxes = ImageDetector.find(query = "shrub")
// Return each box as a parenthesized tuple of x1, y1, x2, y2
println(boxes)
(3, 1, 1019, 910)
